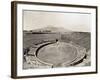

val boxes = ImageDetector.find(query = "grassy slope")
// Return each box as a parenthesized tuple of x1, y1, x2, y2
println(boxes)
(61, 32, 90, 51)
(23, 32, 90, 50)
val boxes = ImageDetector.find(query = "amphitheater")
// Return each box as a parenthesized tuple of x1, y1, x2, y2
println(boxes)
(23, 39, 88, 69)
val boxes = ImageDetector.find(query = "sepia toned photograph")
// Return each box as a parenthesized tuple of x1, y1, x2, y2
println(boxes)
(11, 1, 97, 78)
(23, 10, 91, 69)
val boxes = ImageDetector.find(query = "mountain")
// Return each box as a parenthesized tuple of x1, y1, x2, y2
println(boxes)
(31, 26, 72, 33)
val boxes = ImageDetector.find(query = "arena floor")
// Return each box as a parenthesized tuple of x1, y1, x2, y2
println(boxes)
(37, 41, 78, 67)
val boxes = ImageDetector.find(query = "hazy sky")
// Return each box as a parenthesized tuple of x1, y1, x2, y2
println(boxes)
(23, 10, 91, 32)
